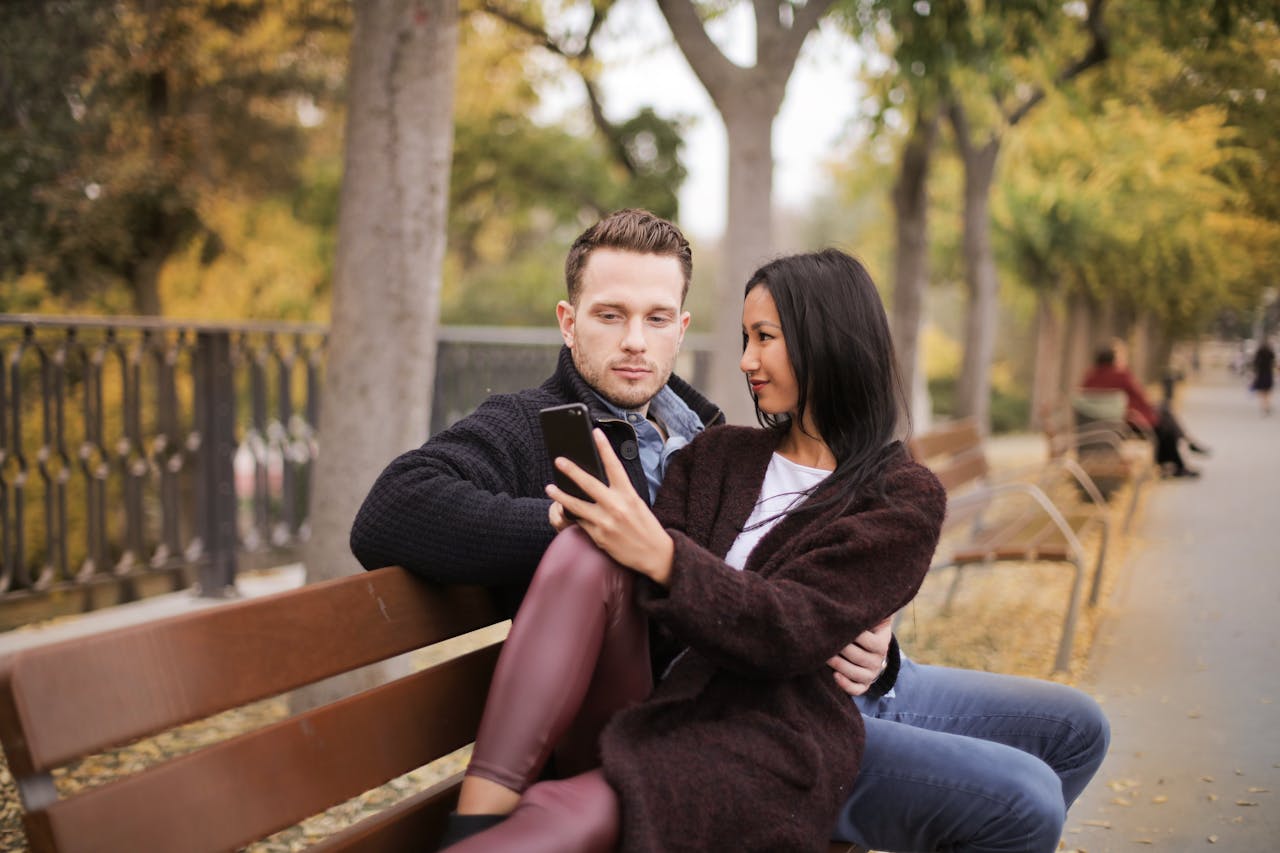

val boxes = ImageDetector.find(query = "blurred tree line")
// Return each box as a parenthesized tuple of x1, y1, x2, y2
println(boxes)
(1, 0, 684, 324)
(2, 0, 1277, 426)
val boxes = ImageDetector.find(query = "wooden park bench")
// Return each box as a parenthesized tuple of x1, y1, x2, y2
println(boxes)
(908, 418, 1113, 672)
(0, 566, 866, 852)
(1041, 389, 1158, 533)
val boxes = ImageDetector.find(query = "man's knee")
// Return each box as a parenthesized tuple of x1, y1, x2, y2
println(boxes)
(1001, 761, 1066, 852)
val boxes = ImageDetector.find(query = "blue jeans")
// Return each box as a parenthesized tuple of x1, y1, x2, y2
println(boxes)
(836, 656, 1110, 853)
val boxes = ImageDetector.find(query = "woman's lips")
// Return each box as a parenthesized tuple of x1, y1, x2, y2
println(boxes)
(749, 380, 767, 392)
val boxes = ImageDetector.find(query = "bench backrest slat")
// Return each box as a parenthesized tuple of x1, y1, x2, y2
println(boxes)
(908, 417, 982, 462)
(908, 418, 988, 494)
(28, 642, 501, 853)
(0, 568, 498, 775)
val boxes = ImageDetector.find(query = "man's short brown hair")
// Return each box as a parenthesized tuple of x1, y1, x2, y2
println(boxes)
(564, 209, 692, 305)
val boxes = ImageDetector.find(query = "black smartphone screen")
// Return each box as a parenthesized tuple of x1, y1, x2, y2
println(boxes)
(539, 403, 608, 504)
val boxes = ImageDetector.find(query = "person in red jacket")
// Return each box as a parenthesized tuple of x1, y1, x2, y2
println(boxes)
(1080, 340, 1208, 477)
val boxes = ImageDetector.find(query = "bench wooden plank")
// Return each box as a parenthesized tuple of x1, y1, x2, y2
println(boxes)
(310, 772, 462, 853)
(0, 569, 497, 775)
(28, 643, 500, 853)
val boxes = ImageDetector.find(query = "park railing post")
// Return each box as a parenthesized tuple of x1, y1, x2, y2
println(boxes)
(196, 330, 238, 597)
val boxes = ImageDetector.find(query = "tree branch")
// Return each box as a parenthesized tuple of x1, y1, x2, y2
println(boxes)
(1006, 0, 1110, 127)
(656, 0, 739, 97)
(759, 0, 838, 73)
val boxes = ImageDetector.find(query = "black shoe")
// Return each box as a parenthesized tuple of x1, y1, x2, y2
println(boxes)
(1171, 467, 1201, 478)
(437, 812, 507, 849)
(1188, 442, 1210, 456)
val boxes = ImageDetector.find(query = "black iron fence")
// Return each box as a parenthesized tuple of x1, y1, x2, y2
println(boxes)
(0, 315, 711, 625)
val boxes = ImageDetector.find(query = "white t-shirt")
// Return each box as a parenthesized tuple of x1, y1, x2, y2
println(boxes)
(722, 453, 831, 571)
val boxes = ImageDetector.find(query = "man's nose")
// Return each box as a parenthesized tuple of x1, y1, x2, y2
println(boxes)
(622, 318, 648, 351)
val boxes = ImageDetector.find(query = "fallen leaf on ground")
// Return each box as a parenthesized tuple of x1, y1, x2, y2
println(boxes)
(1245, 787, 1268, 793)
(1112, 797, 1132, 806)
(1235, 800, 1259, 806)
(1150, 795, 1169, 804)
(1083, 819, 1112, 828)
(1200, 775, 1214, 783)
(1207, 835, 1218, 843)
(1207, 793, 1219, 802)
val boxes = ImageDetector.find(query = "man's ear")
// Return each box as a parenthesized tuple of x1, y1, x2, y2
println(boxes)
(556, 300, 575, 347)
(677, 310, 691, 347)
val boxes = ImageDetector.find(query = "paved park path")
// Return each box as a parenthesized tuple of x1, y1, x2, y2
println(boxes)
(1064, 367, 1280, 851)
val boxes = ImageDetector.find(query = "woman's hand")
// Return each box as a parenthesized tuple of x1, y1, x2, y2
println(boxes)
(545, 429, 675, 586)
(827, 617, 893, 697)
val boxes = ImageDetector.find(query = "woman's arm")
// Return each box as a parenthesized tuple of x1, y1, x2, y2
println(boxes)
(646, 456, 946, 679)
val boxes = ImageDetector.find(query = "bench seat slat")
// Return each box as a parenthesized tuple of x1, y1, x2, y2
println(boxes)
(308, 770, 463, 853)
(0, 568, 497, 774)
(31, 643, 501, 853)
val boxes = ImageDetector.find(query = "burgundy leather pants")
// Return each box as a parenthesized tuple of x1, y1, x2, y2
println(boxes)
(450, 526, 652, 851)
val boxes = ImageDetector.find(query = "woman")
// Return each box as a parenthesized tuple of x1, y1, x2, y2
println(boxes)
(443, 250, 947, 852)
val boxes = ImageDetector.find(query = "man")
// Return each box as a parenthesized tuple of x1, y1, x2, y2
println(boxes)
(351, 209, 1108, 852)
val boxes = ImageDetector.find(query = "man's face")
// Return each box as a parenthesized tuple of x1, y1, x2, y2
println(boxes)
(556, 248, 690, 412)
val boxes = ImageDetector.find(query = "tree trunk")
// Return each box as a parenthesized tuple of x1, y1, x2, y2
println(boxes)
(1029, 289, 1064, 429)
(132, 249, 165, 316)
(711, 99, 778, 425)
(891, 108, 939, 431)
(293, 0, 458, 711)
(656, 0, 834, 425)
(1064, 290, 1096, 394)
(954, 137, 1001, 432)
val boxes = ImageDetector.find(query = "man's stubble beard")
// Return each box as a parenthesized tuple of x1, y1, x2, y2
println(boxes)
(574, 351, 674, 411)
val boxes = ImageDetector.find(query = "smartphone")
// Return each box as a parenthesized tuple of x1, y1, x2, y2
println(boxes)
(539, 403, 608, 507)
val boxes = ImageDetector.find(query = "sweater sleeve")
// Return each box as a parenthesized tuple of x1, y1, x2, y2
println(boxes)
(645, 453, 946, 679)
(349, 397, 556, 586)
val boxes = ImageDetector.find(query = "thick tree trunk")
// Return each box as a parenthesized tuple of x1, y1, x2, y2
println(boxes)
(711, 99, 779, 425)
(1030, 289, 1064, 429)
(294, 0, 458, 710)
(954, 138, 1001, 432)
(891, 109, 939, 431)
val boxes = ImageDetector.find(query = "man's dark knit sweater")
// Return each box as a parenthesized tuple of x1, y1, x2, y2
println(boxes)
(349, 347, 723, 618)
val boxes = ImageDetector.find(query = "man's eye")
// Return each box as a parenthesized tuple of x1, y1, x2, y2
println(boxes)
(599, 312, 621, 321)
(648, 315, 672, 326)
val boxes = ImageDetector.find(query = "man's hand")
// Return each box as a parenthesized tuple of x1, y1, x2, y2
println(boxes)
(827, 617, 893, 697)
(546, 429, 675, 585)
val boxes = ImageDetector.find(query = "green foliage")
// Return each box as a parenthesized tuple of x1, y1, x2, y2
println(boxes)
(928, 374, 1030, 434)
(1, 0, 350, 314)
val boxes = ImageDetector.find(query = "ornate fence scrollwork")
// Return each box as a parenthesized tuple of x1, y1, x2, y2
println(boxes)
(0, 316, 325, 614)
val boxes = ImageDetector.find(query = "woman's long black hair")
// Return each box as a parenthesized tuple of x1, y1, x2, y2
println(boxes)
(745, 248, 909, 515)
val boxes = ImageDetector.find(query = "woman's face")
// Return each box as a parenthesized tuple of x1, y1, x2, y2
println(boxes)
(740, 285, 800, 418)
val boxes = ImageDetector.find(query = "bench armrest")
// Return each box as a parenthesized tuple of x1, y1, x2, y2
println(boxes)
(943, 480, 1094, 561)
